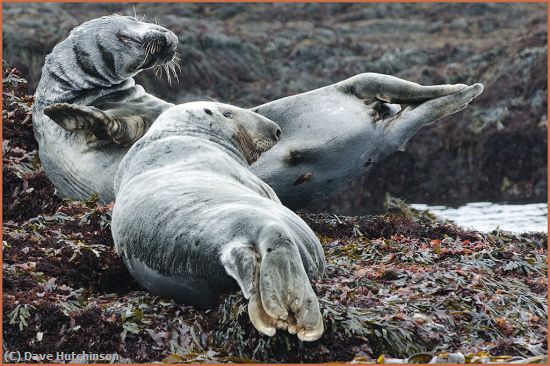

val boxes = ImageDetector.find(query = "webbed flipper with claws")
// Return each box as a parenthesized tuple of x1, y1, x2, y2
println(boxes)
(221, 226, 324, 341)
(43, 100, 161, 146)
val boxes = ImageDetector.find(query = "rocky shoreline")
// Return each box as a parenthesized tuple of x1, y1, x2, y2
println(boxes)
(2, 64, 547, 363)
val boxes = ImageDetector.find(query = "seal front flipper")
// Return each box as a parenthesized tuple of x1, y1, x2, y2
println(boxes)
(43, 103, 107, 135)
(336, 73, 469, 104)
(44, 102, 147, 146)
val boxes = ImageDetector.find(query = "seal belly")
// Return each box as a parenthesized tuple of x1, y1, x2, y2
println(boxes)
(35, 124, 127, 202)
(251, 88, 378, 208)
(124, 256, 228, 309)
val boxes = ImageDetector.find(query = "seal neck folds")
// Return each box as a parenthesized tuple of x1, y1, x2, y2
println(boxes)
(160, 126, 252, 167)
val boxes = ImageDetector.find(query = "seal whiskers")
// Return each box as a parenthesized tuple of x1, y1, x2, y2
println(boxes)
(152, 51, 180, 86)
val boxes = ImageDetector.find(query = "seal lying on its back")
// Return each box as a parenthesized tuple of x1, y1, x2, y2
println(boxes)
(112, 102, 326, 341)
(33, 14, 177, 202)
(251, 77, 484, 209)
(40, 16, 483, 208)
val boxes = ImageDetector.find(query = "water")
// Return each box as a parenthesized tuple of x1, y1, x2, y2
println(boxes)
(410, 202, 548, 233)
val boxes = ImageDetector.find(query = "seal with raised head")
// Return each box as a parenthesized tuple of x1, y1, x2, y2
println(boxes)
(111, 102, 326, 341)
(33, 14, 178, 202)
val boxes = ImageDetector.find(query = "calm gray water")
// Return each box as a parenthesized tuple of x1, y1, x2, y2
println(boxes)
(411, 202, 548, 233)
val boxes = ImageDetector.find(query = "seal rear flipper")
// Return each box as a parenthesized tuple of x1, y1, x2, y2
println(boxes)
(384, 83, 484, 148)
(43, 102, 147, 146)
(257, 237, 324, 341)
(220, 241, 298, 337)
(220, 241, 259, 299)
(235, 227, 323, 342)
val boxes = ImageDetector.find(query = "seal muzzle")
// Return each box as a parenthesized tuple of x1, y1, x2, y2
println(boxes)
(142, 29, 179, 68)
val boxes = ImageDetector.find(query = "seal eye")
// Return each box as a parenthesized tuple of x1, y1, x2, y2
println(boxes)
(117, 33, 140, 44)
(223, 111, 233, 119)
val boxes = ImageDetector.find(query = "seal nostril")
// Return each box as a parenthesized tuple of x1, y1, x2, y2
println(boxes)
(275, 128, 282, 140)
(164, 34, 174, 48)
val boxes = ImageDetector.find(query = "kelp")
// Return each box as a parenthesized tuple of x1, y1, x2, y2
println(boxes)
(3, 61, 62, 222)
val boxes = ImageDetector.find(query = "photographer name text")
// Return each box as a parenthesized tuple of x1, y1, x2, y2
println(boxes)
(4, 351, 119, 363)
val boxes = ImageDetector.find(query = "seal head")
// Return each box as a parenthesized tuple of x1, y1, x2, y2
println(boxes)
(32, 15, 178, 202)
(65, 14, 179, 85)
(138, 102, 282, 166)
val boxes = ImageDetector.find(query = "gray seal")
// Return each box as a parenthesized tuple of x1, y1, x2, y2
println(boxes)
(33, 14, 178, 202)
(39, 16, 483, 209)
(251, 76, 484, 209)
(112, 102, 326, 341)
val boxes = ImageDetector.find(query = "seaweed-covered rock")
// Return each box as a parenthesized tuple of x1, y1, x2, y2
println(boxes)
(1, 64, 547, 363)
(3, 202, 547, 362)
(2, 62, 62, 222)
